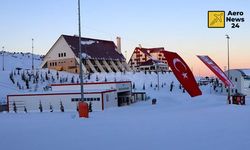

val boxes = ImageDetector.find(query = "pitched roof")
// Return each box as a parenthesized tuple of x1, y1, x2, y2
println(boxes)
(136, 47, 165, 54)
(62, 35, 125, 61)
(234, 69, 250, 76)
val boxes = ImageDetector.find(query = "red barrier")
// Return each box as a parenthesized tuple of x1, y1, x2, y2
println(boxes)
(78, 101, 89, 118)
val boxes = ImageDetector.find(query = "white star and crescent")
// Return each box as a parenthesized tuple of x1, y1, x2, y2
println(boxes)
(173, 58, 188, 79)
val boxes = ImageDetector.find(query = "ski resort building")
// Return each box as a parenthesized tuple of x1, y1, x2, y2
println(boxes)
(7, 81, 132, 112)
(220, 69, 250, 96)
(41, 35, 130, 73)
(128, 47, 169, 72)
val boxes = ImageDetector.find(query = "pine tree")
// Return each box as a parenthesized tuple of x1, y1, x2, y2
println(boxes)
(56, 71, 59, 80)
(24, 106, 27, 113)
(88, 102, 92, 112)
(9, 72, 15, 84)
(13, 102, 17, 113)
(71, 76, 75, 83)
(45, 72, 48, 80)
(34, 83, 38, 91)
(17, 81, 21, 89)
(21, 71, 26, 81)
(52, 75, 55, 83)
(25, 79, 29, 89)
(49, 103, 53, 112)
(60, 101, 64, 112)
(39, 101, 43, 112)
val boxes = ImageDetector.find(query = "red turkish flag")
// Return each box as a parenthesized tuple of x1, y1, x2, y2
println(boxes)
(197, 55, 233, 87)
(163, 51, 202, 97)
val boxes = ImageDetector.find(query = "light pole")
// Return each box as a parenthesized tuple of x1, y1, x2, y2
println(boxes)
(2, 46, 4, 71)
(156, 63, 159, 91)
(32, 38, 34, 71)
(226, 34, 230, 104)
(78, 0, 84, 102)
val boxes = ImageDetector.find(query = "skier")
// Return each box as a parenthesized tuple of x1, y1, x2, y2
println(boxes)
(170, 81, 174, 92)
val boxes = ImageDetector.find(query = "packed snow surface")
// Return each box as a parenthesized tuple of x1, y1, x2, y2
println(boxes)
(1, 89, 250, 150)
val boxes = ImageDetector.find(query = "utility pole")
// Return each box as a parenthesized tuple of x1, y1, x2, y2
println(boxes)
(78, 0, 84, 101)
(226, 34, 230, 104)
(32, 38, 34, 71)
(2, 46, 4, 71)
(157, 63, 159, 91)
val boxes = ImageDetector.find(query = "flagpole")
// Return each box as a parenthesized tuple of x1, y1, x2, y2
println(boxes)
(157, 64, 159, 90)
(32, 38, 34, 71)
(2, 46, 4, 71)
(226, 34, 230, 104)
(78, 0, 84, 101)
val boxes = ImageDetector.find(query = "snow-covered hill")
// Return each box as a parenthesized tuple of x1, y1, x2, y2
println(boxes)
(0, 51, 181, 104)
(0, 51, 43, 71)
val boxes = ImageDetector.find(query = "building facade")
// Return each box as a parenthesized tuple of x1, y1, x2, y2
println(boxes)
(128, 47, 168, 72)
(41, 35, 130, 74)
(220, 69, 250, 96)
(7, 81, 132, 112)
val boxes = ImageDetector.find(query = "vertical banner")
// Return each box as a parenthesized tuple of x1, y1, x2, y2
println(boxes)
(163, 51, 202, 97)
(197, 55, 233, 87)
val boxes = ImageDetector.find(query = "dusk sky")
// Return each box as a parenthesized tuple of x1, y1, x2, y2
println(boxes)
(0, 0, 249, 76)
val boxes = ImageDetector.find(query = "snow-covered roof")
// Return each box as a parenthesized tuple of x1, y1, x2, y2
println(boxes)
(62, 35, 125, 61)
(7, 89, 115, 97)
(241, 69, 250, 76)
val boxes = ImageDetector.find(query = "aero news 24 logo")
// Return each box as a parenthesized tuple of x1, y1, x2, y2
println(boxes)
(208, 11, 225, 28)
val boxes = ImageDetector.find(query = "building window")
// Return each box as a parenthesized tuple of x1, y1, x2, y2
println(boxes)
(97, 98, 100, 101)
(235, 78, 237, 82)
(64, 53, 66, 57)
(58, 53, 60, 57)
(235, 89, 238, 93)
(55, 62, 57, 66)
(71, 98, 81, 102)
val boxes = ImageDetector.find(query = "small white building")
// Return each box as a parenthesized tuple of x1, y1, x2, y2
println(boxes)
(221, 69, 250, 96)
(7, 81, 132, 112)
